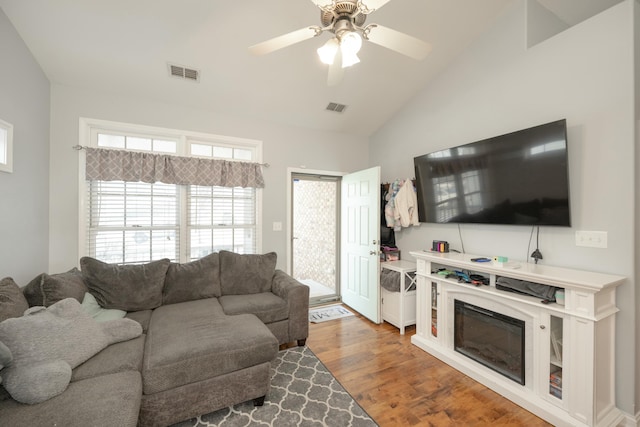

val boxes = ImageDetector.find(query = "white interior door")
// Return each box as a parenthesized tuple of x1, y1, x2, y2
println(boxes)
(340, 166, 381, 323)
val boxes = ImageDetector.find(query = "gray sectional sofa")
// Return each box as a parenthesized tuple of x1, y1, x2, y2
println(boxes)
(0, 250, 309, 427)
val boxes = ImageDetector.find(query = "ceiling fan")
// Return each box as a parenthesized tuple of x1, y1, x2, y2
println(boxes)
(248, 0, 432, 86)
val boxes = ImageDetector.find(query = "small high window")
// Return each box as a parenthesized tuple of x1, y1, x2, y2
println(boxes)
(0, 119, 14, 173)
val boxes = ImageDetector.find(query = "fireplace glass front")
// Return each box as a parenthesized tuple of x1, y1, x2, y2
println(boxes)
(454, 300, 525, 385)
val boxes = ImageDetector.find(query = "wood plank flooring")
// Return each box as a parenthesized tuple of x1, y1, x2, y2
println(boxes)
(303, 309, 552, 427)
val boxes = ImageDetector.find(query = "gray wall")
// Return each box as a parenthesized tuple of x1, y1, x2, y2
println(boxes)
(635, 0, 640, 416)
(48, 84, 369, 273)
(0, 9, 50, 285)
(370, 0, 637, 417)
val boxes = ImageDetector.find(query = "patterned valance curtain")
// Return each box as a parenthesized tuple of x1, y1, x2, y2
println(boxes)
(85, 147, 264, 188)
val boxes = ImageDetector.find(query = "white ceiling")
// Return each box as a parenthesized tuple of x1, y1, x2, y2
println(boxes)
(0, 0, 624, 136)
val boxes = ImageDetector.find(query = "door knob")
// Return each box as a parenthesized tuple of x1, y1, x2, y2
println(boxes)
(370, 251, 378, 255)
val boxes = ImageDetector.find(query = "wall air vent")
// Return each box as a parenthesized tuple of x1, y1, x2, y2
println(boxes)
(168, 63, 200, 82)
(326, 102, 347, 113)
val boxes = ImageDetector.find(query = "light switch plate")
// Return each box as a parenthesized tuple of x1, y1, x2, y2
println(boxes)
(575, 230, 607, 248)
(273, 221, 283, 232)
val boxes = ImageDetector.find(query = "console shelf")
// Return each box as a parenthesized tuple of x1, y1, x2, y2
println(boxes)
(410, 250, 624, 427)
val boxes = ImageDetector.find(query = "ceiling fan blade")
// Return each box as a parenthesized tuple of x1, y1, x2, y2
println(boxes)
(359, 0, 393, 13)
(310, 0, 335, 9)
(249, 26, 321, 55)
(327, 49, 344, 86)
(363, 24, 432, 60)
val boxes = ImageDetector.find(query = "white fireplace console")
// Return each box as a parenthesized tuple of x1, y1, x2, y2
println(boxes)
(409, 250, 624, 427)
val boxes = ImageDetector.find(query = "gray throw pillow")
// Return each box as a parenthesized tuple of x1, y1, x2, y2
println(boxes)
(0, 277, 29, 322)
(80, 257, 170, 311)
(22, 267, 88, 307)
(163, 252, 221, 305)
(219, 251, 277, 295)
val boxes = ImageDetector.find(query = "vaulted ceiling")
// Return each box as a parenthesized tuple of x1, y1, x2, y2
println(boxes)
(0, 0, 623, 136)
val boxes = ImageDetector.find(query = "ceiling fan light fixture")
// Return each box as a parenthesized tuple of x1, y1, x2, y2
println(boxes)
(250, 0, 431, 85)
(317, 37, 339, 65)
(341, 50, 360, 68)
(340, 31, 362, 68)
(341, 31, 362, 54)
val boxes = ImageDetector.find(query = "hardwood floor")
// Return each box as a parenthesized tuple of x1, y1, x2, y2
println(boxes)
(303, 309, 552, 427)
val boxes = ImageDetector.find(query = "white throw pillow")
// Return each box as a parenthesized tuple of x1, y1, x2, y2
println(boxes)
(81, 292, 126, 322)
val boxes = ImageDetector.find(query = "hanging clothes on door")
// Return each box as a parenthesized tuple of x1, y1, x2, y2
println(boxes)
(385, 179, 419, 231)
(395, 178, 420, 228)
(384, 179, 402, 231)
(380, 184, 396, 246)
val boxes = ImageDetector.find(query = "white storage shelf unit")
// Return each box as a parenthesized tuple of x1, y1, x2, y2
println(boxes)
(410, 250, 624, 427)
(380, 260, 417, 335)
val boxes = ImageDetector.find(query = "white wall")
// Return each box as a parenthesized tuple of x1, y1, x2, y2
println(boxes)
(48, 84, 369, 273)
(0, 9, 50, 285)
(370, 0, 636, 416)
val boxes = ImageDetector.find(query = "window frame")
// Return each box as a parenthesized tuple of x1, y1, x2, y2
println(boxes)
(0, 118, 14, 173)
(78, 117, 263, 263)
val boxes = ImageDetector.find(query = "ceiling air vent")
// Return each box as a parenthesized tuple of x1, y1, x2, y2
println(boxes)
(168, 63, 200, 82)
(326, 102, 347, 113)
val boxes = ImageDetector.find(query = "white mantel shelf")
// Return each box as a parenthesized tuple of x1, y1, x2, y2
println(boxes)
(412, 250, 624, 292)
(409, 250, 625, 427)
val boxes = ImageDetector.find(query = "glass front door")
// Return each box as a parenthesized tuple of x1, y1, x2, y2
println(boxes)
(291, 173, 340, 306)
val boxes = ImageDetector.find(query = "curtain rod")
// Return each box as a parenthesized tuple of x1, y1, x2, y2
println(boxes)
(72, 145, 270, 167)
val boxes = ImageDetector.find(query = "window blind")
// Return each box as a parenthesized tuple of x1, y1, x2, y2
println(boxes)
(86, 180, 180, 264)
(188, 186, 256, 259)
(83, 125, 261, 264)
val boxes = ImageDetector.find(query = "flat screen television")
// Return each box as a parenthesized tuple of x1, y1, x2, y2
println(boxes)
(413, 119, 570, 226)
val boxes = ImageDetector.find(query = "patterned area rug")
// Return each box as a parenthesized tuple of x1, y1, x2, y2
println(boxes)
(308, 304, 355, 323)
(172, 346, 377, 427)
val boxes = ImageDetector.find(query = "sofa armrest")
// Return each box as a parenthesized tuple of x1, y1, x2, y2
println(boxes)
(271, 270, 309, 344)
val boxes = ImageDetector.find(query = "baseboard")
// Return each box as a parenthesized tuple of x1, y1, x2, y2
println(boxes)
(618, 410, 640, 427)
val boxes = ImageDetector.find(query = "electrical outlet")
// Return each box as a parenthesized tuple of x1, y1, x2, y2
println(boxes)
(272, 221, 283, 232)
(575, 230, 607, 248)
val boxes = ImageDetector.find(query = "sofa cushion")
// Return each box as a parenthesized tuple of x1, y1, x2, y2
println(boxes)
(219, 251, 277, 295)
(0, 277, 28, 322)
(22, 268, 87, 307)
(163, 252, 221, 304)
(125, 310, 153, 333)
(218, 292, 288, 324)
(0, 384, 10, 402)
(0, 371, 142, 427)
(80, 257, 170, 311)
(142, 298, 278, 394)
(72, 335, 145, 382)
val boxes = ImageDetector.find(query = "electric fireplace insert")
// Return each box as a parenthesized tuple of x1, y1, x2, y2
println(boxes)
(454, 300, 525, 385)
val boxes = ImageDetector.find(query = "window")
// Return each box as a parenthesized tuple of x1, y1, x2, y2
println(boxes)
(87, 180, 180, 263)
(80, 119, 262, 264)
(0, 119, 13, 173)
(186, 140, 257, 260)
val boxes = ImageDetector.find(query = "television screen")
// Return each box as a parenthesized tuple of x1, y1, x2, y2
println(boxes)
(414, 119, 570, 226)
